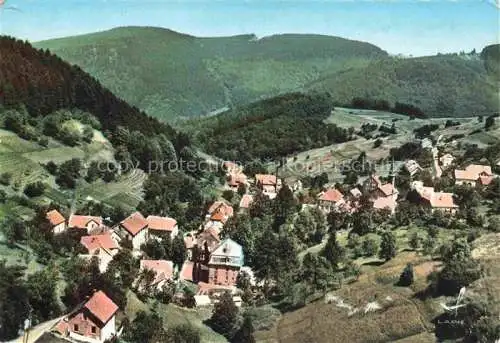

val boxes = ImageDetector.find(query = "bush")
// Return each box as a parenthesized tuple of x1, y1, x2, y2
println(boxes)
(398, 263, 414, 286)
(38, 137, 49, 147)
(23, 182, 46, 197)
(361, 236, 378, 256)
(44, 161, 58, 175)
(0, 172, 12, 186)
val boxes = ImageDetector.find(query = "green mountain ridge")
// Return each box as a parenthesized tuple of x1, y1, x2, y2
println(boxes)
(307, 54, 499, 117)
(35, 26, 499, 122)
(34, 26, 388, 121)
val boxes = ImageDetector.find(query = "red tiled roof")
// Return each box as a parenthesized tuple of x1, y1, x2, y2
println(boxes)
(255, 174, 277, 186)
(466, 164, 492, 176)
(430, 192, 458, 208)
(120, 212, 148, 236)
(69, 215, 102, 229)
(146, 215, 177, 232)
(318, 188, 344, 203)
(211, 210, 225, 222)
(54, 320, 69, 335)
(46, 209, 65, 226)
(239, 194, 254, 209)
(140, 260, 174, 284)
(479, 175, 494, 186)
(373, 196, 397, 212)
(208, 201, 233, 223)
(228, 173, 247, 187)
(180, 261, 194, 282)
(80, 233, 119, 253)
(378, 183, 397, 197)
(455, 164, 493, 181)
(208, 201, 233, 215)
(84, 291, 118, 324)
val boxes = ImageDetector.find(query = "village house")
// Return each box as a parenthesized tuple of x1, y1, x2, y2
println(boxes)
(207, 238, 244, 287)
(197, 227, 221, 253)
(203, 201, 234, 232)
(439, 153, 455, 168)
(411, 181, 459, 214)
(404, 160, 422, 177)
(146, 215, 179, 240)
(68, 214, 103, 234)
(224, 161, 248, 191)
(317, 188, 345, 212)
(137, 260, 175, 292)
(223, 161, 243, 175)
(46, 209, 66, 234)
(239, 194, 254, 211)
(454, 164, 494, 186)
(117, 211, 149, 250)
(364, 175, 399, 214)
(80, 233, 120, 273)
(54, 291, 118, 343)
(255, 174, 281, 199)
(428, 192, 459, 214)
(350, 187, 362, 198)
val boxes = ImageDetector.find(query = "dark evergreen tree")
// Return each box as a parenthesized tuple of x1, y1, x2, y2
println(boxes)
(379, 231, 397, 261)
(398, 263, 414, 286)
(207, 291, 240, 339)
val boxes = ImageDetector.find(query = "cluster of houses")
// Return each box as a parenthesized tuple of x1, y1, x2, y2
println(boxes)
(315, 157, 497, 216)
(317, 173, 399, 215)
(44, 202, 247, 342)
(37, 154, 498, 343)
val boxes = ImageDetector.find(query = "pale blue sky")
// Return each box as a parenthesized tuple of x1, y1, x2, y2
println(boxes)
(0, 0, 498, 56)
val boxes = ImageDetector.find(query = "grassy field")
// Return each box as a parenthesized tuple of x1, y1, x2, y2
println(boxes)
(471, 233, 500, 315)
(76, 169, 146, 211)
(261, 223, 465, 343)
(0, 127, 145, 212)
(256, 251, 441, 343)
(124, 291, 228, 343)
(278, 107, 494, 183)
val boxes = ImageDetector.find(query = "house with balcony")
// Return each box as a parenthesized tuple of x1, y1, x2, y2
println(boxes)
(207, 238, 244, 287)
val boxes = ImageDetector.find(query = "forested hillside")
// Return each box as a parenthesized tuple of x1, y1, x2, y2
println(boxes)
(185, 92, 353, 163)
(35, 27, 388, 121)
(481, 44, 500, 82)
(0, 36, 174, 138)
(35, 27, 499, 121)
(307, 54, 498, 118)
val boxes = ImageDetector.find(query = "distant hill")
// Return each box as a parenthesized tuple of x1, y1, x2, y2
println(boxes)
(34, 26, 388, 121)
(481, 44, 500, 82)
(306, 54, 498, 118)
(35, 27, 498, 121)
